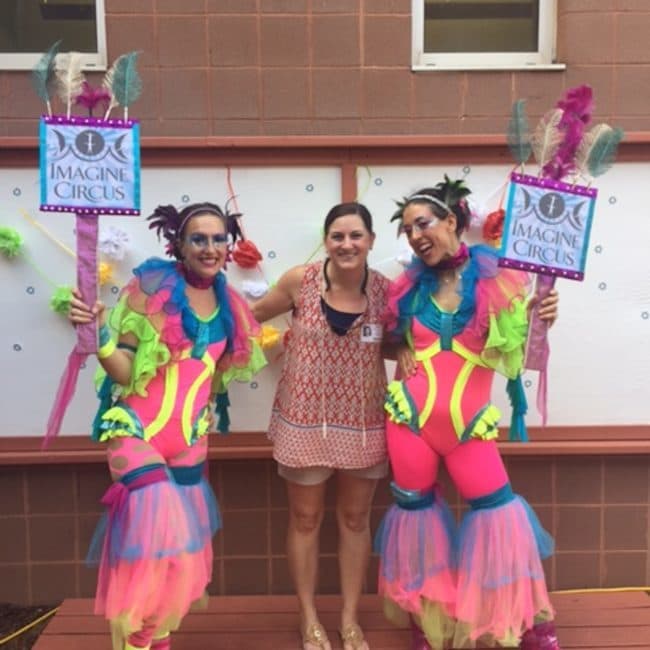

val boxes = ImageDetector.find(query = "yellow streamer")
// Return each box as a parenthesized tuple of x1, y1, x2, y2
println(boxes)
(19, 208, 75, 259)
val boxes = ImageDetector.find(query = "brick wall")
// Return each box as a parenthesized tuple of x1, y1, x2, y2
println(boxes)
(1, 453, 648, 606)
(2, 2, 650, 137)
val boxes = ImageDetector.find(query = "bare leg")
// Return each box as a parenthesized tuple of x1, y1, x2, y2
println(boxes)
(286, 478, 331, 650)
(336, 472, 377, 650)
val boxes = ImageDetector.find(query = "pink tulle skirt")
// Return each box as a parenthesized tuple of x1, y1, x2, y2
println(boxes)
(89, 471, 220, 641)
(453, 495, 554, 646)
(375, 490, 457, 618)
(376, 488, 555, 648)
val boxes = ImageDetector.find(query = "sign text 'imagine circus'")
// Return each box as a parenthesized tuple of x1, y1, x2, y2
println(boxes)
(39, 115, 141, 215)
(500, 173, 597, 281)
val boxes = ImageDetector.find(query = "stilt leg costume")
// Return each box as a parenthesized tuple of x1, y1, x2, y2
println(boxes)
(87, 259, 265, 649)
(376, 246, 556, 648)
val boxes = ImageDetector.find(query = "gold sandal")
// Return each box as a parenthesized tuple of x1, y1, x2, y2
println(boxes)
(302, 622, 330, 649)
(339, 623, 368, 650)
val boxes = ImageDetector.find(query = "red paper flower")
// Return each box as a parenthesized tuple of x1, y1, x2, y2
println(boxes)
(483, 209, 505, 245)
(232, 239, 262, 269)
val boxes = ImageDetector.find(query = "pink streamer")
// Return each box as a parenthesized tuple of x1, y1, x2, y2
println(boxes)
(43, 348, 88, 448)
(75, 214, 99, 354)
(524, 274, 555, 425)
(43, 213, 99, 447)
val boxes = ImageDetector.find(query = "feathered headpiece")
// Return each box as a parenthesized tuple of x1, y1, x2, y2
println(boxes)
(147, 202, 243, 259)
(390, 174, 472, 232)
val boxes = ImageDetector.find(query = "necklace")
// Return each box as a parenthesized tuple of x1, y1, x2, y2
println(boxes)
(322, 257, 368, 294)
(178, 263, 214, 289)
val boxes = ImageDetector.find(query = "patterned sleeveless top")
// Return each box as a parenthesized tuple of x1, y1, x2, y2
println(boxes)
(268, 261, 389, 469)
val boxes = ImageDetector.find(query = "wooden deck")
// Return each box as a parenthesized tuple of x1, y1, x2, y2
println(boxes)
(33, 591, 650, 649)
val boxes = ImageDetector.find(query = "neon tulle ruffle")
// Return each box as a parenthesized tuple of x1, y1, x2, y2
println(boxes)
(454, 495, 554, 646)
(375, 489, 457, 618)
(386, 245, 530, 350)
(98, 258, 264, 400)
(88, 469, 221, 638)
(376, 489, 555, 648)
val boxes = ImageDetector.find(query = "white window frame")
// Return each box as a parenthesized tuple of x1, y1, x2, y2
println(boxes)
(412, 0, 564, 71)
(0, 0, 107, 71)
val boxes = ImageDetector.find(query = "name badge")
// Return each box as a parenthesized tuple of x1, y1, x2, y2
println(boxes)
(360, 323, 383, 343)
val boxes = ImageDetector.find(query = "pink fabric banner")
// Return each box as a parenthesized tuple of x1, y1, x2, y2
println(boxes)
(75, 214, 99, 353)
(524, 274, 555, 425)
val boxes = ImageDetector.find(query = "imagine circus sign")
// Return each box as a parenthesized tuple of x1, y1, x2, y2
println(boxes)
(39, 115, 140, 215)
(500, 173, 597, 281)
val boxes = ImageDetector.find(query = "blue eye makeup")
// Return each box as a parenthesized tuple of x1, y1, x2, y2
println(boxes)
(187, 233, 228, 249)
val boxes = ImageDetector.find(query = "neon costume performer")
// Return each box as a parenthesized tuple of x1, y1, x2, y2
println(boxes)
(68, 202, 265, 650)
(374, 178, 560, 650)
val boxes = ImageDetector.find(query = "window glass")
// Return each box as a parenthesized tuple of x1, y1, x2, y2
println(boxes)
(0, 0, 106, 70)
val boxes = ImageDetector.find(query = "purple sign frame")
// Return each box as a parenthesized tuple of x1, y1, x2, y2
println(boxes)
(500, 172, 597, 281)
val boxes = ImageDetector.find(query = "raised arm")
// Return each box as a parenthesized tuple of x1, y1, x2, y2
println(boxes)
(250, 265, 306, 323)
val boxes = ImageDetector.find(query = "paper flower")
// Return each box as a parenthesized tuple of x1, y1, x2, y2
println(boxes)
(482, 209, 505, 247)
(241, 280, 269, 299)
(0, 226, 23, 258)
(232, 239, 263, 269)
(98, 260, 114, 286)
(257, 324, 281, 350)
(50, 285, 73, 314)
(98, 225, 130, 261)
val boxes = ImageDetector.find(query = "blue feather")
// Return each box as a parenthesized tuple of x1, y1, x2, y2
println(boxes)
(587, 127, 624, 178)
(507, 99, 532, 165)
(31, 40, 61, 108)
(111, 51, 142, 110)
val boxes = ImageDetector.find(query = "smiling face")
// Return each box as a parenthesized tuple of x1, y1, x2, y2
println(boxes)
(402, 201, 460, 267)
(324, 213, 375, 273)
(178, 213, 227, 280)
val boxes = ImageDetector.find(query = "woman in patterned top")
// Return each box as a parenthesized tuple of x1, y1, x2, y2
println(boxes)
(252, 202, 391, 650)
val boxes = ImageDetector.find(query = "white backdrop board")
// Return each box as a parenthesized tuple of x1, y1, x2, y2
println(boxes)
(1, 162, 648, 437)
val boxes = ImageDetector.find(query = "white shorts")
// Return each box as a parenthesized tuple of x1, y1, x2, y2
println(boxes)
(277, 460, 389, 486)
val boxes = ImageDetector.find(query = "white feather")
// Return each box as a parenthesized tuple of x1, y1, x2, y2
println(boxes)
(101, 54, 125, 119)
(530, 108, 564, 171)
(54, 52, 86, 118)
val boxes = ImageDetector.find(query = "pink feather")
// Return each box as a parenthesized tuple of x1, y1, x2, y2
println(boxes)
(75, 81, 111, 114)
(543, 85, 594, 180)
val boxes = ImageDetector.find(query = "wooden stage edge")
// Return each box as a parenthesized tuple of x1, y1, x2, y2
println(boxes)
(33, 591, 650, 649)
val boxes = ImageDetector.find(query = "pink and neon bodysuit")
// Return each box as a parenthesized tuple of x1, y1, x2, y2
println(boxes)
(376, 245, 555, 649)
(88, 258, 264, 649)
